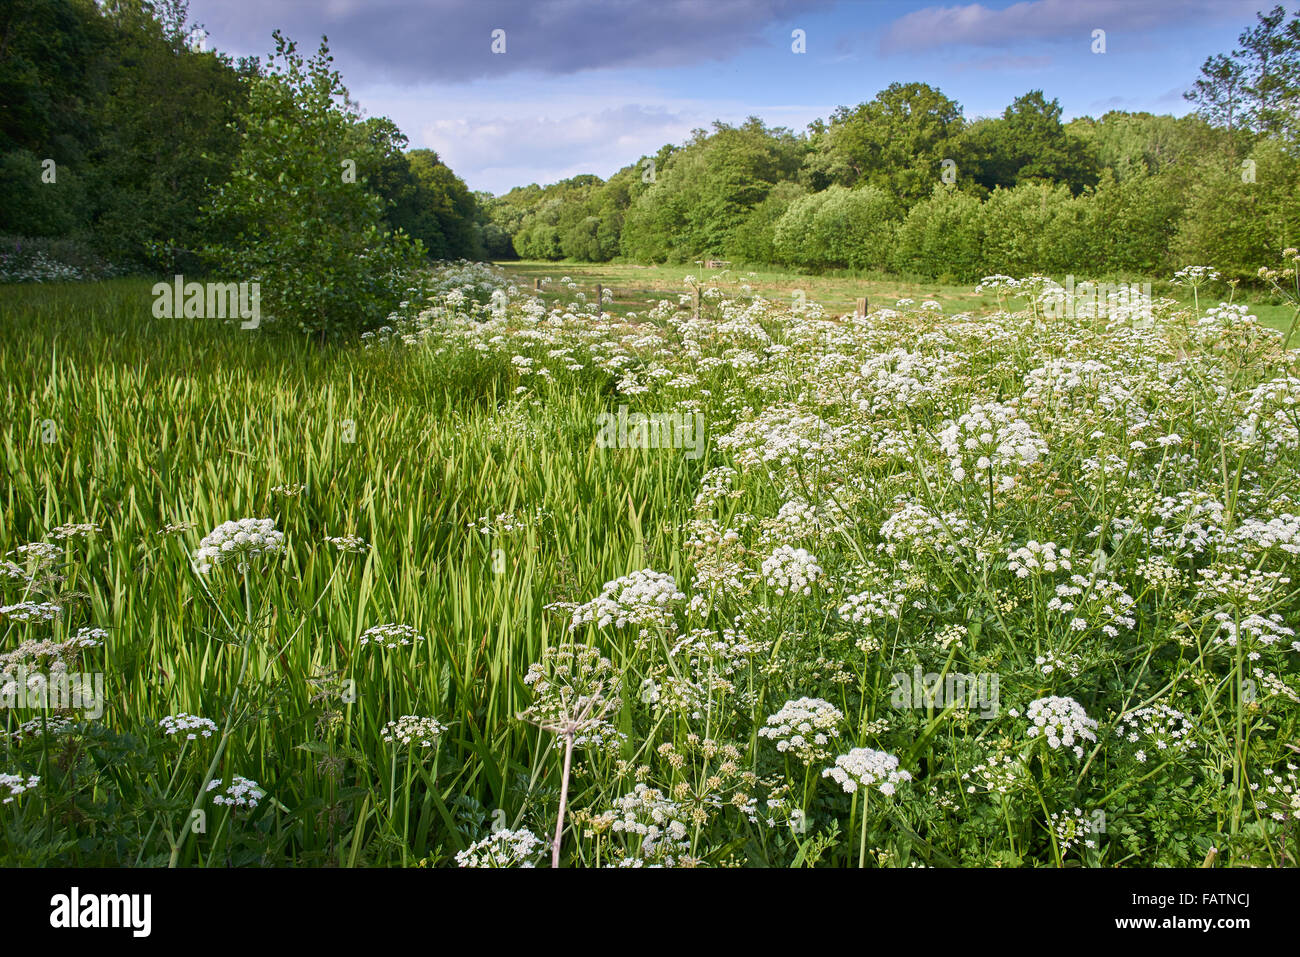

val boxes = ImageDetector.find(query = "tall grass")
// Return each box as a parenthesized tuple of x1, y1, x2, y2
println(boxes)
(0, 279, 706, 864)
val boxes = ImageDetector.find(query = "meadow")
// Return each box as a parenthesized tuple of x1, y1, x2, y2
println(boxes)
(2, 259, 1300, 867)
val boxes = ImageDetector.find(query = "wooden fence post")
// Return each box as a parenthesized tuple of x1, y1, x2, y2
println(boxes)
(534, 278, 542, 292)
(596, 284, 604, 318)
(855, 297, 867, 318)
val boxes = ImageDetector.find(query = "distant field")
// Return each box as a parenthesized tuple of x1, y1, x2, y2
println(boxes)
(499, 260, 1299, 332)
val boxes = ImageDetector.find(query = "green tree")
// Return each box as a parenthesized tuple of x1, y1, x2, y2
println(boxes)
(981, 181, 1085, 275)
(957, 91, 1099, 194)
(1175, 138, 1300, 280)
(89, 0, 251, 270)
(813, 82, 965, 204)
(199, 33, 422, 338)
(892, 185, 984, 281)
(1187, 5, 1300, 141)
(773, 185, 898, 270)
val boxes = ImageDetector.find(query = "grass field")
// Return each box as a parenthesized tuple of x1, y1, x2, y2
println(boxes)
(498, 260, 1300, 332)
(2, 262, 1299, 867)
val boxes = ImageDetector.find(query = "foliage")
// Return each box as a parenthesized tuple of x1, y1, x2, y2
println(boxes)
(5, 256, 1300, 867)
(197, 33, 423, 338)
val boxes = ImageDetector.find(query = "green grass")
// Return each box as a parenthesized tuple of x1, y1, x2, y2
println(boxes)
(498, 260, 1300, 332)
(0, 277, 705, 865)
(3, 266, 1298, 868)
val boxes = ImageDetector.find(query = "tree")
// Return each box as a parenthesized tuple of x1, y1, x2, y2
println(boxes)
(199, 33, 422, 338)
(814, 82, 965, 204)
(380, 146, 481, 260)
(1175, 138, 1300, 280)
(620, 119, 801, 262)
(1186, 5, 1300, 141)
(773, 185, 898, 270)
(981, 181, 1085, 275)
(89, 0, 251, 270)
(892, 185, 984, 281)
(957, 91, 1099, 194)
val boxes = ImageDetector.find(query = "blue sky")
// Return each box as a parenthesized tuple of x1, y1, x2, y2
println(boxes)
(187, 0, 1294, 194)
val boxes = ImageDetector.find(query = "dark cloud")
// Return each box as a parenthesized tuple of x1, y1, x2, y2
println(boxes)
(190, 0, 834, 84)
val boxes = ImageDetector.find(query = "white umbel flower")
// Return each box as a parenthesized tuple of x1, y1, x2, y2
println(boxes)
(761, 545, 823, 597)
(207, 775, 265, 808)
(193, 518, 285, 574)
(160, 713, 218, 740)
(758, 697, 842, 763)
(380, 715, 446, 749)
(822, 747, 912, 795)
(456, 828, 545, 868)
(1025, 695, 1098, 758)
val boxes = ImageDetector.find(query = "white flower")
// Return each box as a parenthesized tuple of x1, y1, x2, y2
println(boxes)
(160, 713, 218, 740)
(0, 772, 40, 804)
(761, 545, 823, 597)
(1025, 695, 1098, 759)
(568, 569, 684, 634)
(193, 518, 285, 574)
(822, 747, 912, 795)
(325, 533, 368, 553)
(207, 775, 265, 809)
(0, 602, 62, 623)
(456, 828, 545, 867)
(358, 623, 426, 649)
(758, 697, 842, 764)
(381, 715, 446, 749)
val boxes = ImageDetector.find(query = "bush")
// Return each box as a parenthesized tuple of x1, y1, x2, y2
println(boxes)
(0, 150, 89, 239)
(892, 186, 985, 281)
(1175, 139, 1300, 281)
(0, 234, 118, 283)
(198, 34, 422, 338)
(981, 181, 1085, 275)
(774, 185, 898, 270)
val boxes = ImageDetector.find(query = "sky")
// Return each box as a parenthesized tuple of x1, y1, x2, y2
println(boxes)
(185, 0, 1295, 195)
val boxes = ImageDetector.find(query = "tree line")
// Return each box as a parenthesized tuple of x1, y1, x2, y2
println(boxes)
(0, 0, 486, 276)
(482, 6, 1300, 281)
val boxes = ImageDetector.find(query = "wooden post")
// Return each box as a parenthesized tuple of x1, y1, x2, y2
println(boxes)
(596, 284, 604, 318)
(855, 297, 867, 318)
(534, 278, 542, 292)
(693, 287, 702, 319)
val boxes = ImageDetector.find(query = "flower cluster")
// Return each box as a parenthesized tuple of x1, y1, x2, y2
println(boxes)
(1115, 703, 1194, 760)
(455, 828, 545, 867)
(192, 518, 285, 574)
(160, 713, 218, 740)
(207, 775, 265, 809)
(757, 697, 843, 764)
(938, 401, 1047, 492)
(761, 545, 823, 597)
(822, 747, 912, 795)
(520, 644, 623, 750)
(1023, 696, 1098, 758)
(0, 773, 39, 804)
(380, 715, 446, 748)
(568, 569, 684, 634)
(358, 623, 426, 649)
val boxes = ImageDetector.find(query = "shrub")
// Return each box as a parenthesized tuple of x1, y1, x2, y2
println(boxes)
(0, 234, 118, 283)
(892, 186, 985, 281)
(198, 34, 422, 339)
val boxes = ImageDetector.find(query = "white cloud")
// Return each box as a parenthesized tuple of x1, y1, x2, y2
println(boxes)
(358, 83, 831, 193)
(881, 0, 1262, 54)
